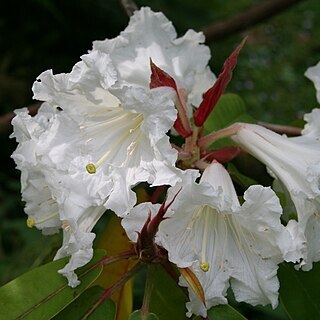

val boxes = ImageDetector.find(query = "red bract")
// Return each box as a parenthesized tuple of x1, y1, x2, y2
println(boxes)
(193, 37, 247, 127)
(150, 59, 177, 90)
(201, 146, 241, 163)
(135, 190, 181, 263)
(149, 59, 192, 138)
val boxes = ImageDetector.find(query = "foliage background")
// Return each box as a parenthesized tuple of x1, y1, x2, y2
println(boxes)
(0, 0, 320, 318)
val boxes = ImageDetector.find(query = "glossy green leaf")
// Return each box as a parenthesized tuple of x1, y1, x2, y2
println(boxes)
(204, 93, 255, 134)
(149, 265, 186, 320)
(279, 262, 320, 320)
(193, 304, 247, 320)
(129, 310, 159, 320)
(53, 286, 116, 320)
(0, 249, 105, 320)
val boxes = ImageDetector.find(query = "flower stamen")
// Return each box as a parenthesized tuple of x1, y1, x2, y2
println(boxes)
(200, 206, 210, 272)
(26, 211, 59, 228)
(62, 220, 72, 231)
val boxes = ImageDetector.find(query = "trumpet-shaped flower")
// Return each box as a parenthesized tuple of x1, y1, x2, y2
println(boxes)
(122, 162, 299, 317)
(32, 47, 186, 216)
(231, 118, 320, 270)
(11, 104, 111, 287)
(93, 7, 215, 108)
(161, 162, 300, 316)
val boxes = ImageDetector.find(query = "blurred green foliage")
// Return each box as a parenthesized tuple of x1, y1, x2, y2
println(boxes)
(0, 0, 320, 318)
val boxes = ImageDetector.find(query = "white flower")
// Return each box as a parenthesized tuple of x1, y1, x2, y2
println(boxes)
(32, 47, 186, 216)
(122, 162, 297, 317)
(93, 6, 215, 108)
(231, 119, 320, 270)
(31, 7, 213, 216)
(161, 162, 299, 317)
(11, 105, 111, 287)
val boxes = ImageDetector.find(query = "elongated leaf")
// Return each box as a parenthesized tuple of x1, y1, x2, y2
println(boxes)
(0, 250, 105, 320)
(193, 304, 247, 320)
(149, 265, 186, 320)
(194, 38, 246, 127)
(94, 214, 135, 320)
(53, 286, 116, 320)
(279, 262, 320, 320)
(129, 310, 159, 320)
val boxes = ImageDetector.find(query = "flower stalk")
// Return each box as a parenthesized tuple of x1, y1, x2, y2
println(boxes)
(197, 123, 242, 150)
(141, 265, 156, 316)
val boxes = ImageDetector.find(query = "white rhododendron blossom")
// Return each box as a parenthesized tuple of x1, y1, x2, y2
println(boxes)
(160, 162, 300, 317)
(93, 6, 215, 109)
(11, 104, 112, 286)
(122, 162, 300, 317)
(32, 46, 186, 216)
(231, 117, 320, 270)
(12, 6, 213, 287)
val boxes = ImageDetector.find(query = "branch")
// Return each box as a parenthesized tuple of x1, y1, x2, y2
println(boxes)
(119, 0, 138, 17)
(0, 103, 41, 135)
(257, 121, 302, 136)
(202, 0, 304, 42)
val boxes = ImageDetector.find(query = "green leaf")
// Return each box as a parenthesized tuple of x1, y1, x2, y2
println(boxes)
(129, 310, 159, 320)
(149, 265, 186, 320)
(53, 286, 116, 320)
(227, 162, 257, 189)
(193, 304, 247, 320)
(0, 249, 105, 320)
(204, 93, 255, 134)
(279, 262, 320, 320)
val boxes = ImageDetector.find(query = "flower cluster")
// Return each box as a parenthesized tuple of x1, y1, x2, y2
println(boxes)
(11, 6, 320, 318)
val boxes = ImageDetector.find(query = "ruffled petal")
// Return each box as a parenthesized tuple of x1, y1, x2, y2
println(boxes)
(93, 7, 213, 107)
(305, 61, 320, 103)
(32, 51, 119, 118)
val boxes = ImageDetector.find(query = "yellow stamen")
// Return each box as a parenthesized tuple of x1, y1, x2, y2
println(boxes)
(200, 206, 211, 272)
(86, 163, 96, 174)
(26, 217, 36, 228)
(26, 211, 59, 228)
(200, 262, 210, 272)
